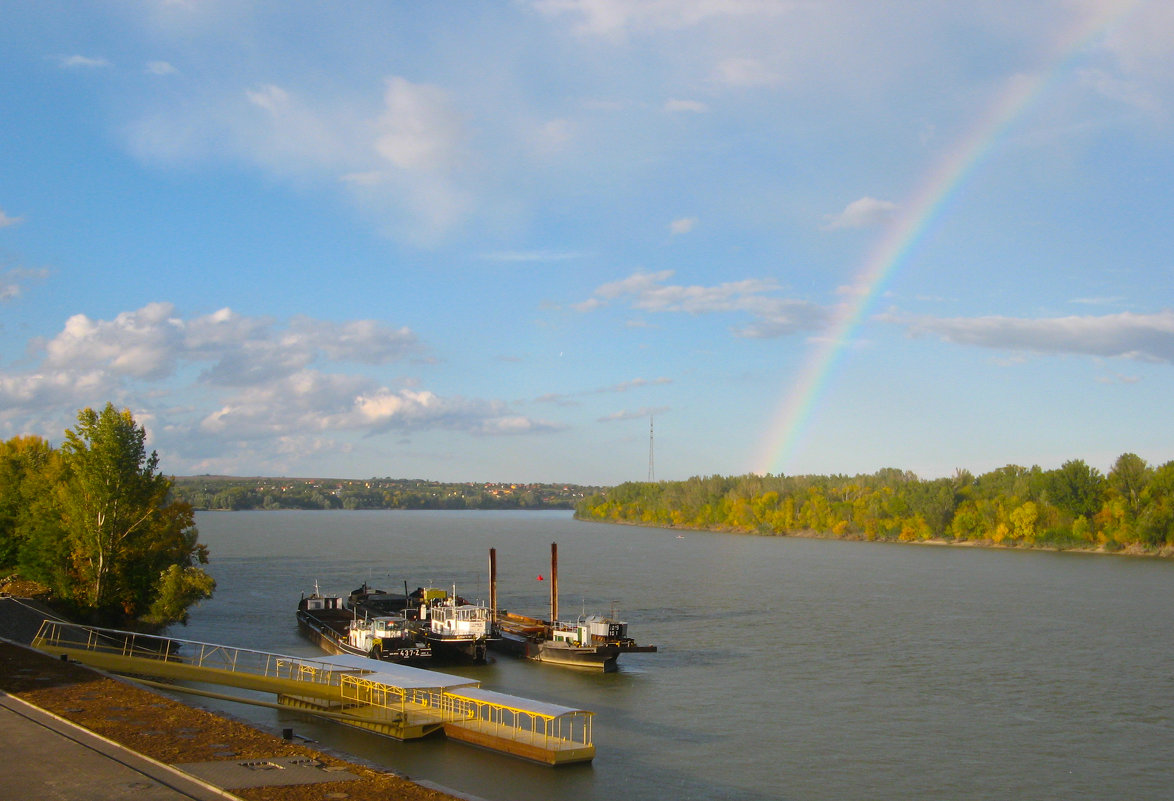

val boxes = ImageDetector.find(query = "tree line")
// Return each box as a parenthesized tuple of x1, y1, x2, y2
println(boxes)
(574, 455, 1174, 553)
(0, 404, 214, 627)
(171, 476, 602, 511)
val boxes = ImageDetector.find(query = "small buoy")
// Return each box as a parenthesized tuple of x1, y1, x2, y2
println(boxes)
(536, 575, 544, 581)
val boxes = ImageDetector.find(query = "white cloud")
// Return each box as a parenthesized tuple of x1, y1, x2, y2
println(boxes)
(245, 84, 289, 114)
(606, 377, 674, 392)
(288, 318, 421, 365)
(712, 57, 784, 88)
(43, 302, 185, 379)
(238, 83, 361, 174)
(893, 309, 1174, 363)
(3, 303, 559, 468)
(352, 388, 440, 425)
(127, 75, 474, 244)
(0, 210, 22, 228)
(58, 54, 110, 69)
(540, 376, 674, 406)
(0, 268, 48, 303)
(345, 388, 563, 436)
(583, 270, 828, 337)
(599, 405, 670, 423)
(374, 77, 465, 172)
(1078, 67, 1158, 112)
(1098, 2, 1174, 93)
(664, 99, 708, 113)
(480, 250, 589, 262)
(533, 118, 575, 154)
(734, 301, 833, 339)
(1095, 371, 1141, 385)
(146, 61, 178, 75)
(475, 415, 563, 435)
(596, 271, 777, 313)
(0, 370, 120, 427)
(823, 197, 898, 230)
(669, 217, 698, 235)
(531, 0, 791, 38)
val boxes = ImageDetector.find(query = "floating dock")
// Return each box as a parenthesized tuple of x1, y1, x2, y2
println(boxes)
(31, 620, 594, 765)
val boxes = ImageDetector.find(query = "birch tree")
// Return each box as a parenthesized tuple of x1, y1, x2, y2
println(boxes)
(57, 404, 211, 622)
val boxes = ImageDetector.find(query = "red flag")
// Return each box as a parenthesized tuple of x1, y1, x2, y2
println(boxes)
(536, 574, 544, 581)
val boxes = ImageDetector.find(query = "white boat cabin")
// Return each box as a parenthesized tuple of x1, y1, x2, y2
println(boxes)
(303, 594, 347, 613)
(550, 616, 628, 646)
(347, 615, 411, 652)
(424, 599, 491, 638)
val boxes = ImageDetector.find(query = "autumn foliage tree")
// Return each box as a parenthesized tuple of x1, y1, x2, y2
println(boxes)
(1, 404, 213, 626)
(576, 454, 1174, 553)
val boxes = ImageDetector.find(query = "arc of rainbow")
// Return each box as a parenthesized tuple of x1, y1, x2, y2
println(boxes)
(755, 2, 1141, 476)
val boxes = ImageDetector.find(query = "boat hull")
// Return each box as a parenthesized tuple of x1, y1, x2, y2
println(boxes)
(426, 634, 488, 664)
(491, 627, 655, 672)
(536, 641, 620, 672)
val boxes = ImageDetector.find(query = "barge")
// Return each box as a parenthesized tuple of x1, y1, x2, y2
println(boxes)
(488, 544, 657, 672)
(297, 588, 431, 665)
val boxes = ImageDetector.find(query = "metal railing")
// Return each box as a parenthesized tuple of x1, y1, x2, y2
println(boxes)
(33, 620, 347, 687)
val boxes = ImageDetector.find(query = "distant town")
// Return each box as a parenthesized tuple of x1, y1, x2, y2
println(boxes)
(170, 475, 606, 511)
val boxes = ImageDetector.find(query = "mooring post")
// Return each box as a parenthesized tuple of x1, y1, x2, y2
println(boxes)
(550, 542, 559, 623)
(489, 547, 498, 623)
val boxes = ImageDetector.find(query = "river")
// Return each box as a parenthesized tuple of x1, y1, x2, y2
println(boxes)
(169, 509, 1174, 801)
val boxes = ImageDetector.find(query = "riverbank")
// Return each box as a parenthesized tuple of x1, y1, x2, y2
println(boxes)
(575, 516, 1174, 558)
(0, 595, 465, 801)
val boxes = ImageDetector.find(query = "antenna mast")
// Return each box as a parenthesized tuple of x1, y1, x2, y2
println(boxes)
(647, 414, 655, 482)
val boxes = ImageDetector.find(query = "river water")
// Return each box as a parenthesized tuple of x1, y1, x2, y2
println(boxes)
(169, 510, 1174, 801)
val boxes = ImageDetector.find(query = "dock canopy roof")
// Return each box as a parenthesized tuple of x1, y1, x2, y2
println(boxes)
(303, 654, 479, 691)
(448, 686, 591, 719)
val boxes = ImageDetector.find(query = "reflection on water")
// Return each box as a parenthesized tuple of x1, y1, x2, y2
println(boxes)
(170, 510, 1174, 801)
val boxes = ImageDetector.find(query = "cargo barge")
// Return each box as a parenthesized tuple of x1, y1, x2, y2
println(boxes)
(297, 588, 431, 665)
(488, 544, 657, 672)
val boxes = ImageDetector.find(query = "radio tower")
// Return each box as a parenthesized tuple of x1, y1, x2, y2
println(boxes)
(647, 415, 655, 482)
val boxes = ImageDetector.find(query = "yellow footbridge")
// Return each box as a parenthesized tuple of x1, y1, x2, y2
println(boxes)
(32, 620, 594, 766)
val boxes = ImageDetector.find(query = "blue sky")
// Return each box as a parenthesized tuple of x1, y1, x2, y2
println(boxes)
(2, 1, 1173, 485)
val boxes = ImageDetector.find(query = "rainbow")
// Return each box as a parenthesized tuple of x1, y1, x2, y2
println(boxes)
(755, 2, 1142, 476)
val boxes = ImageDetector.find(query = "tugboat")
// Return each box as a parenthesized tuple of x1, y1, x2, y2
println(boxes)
(488, 544, 657, 672)
(494, 610, 654, 672)
(297, 585, 431, 665)
(415, 586, 492, 664)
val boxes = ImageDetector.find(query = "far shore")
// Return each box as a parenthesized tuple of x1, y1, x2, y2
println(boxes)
(575, 516, 1174, 559)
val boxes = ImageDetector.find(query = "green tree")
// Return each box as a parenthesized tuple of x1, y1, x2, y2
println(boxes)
(1108, 453, 1149, 516)
(141, 564, 217, 626)
(0, 436, 55, 570)
(56, 404, 213, 624)
(1043, 460, 1105, 520)
(1137, 461, 1174, 547)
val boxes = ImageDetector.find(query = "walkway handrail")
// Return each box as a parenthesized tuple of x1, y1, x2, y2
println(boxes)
(32, 620, 355, 686)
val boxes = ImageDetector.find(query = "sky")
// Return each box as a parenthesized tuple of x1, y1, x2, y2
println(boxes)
(2, 1, 1173, 486)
